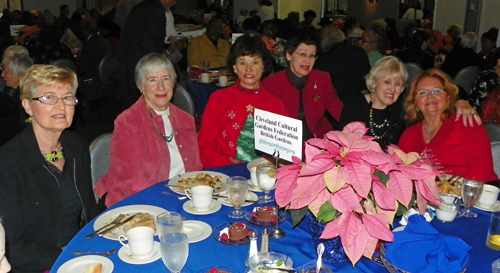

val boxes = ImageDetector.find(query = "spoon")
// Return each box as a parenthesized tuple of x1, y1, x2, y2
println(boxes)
(316, 243, 325, 272)
(73, 249, 118, 257)
(162, 191, 188, 200)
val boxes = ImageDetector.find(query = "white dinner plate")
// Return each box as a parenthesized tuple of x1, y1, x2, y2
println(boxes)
(183, 220, 212, 243)
(217, 191, 258, 207)
(183, 200, 222, 215)
(118, 241, 161, 265)
(474, 200, 500, 212)
(57, 255, 113, 273)
(168, 171, 229, 195)
(93, 205, 168, 240)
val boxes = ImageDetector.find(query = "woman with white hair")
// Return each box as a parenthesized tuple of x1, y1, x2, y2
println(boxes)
(441, 31, 485, 78)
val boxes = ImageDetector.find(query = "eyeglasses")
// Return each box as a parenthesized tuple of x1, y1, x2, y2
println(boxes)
(415, 88, 446, 97)
(294, 51, 318, 60)
(31, 95, 79, 106)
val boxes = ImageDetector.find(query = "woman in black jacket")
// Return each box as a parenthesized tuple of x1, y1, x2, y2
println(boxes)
(0, 65, 98, 273)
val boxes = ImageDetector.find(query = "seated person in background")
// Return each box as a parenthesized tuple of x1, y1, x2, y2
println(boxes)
(0, 222, 11, 273)
(0, 65, 98, 272)
(197, 32, 288, 169)
(479, 27, 498, 67)
(469, 49, 500, 109)
(95, 53, 202, 207)
(398, 69, 497, 183)
(445, 23, 463, 51)
(397, 29, 435, 70)
(440, 31, 485, 78)
(360, 29, 384, 67)
(300, 10, 316, 29)
(187, 18, 230, 69)
(235, 8, 250, 30)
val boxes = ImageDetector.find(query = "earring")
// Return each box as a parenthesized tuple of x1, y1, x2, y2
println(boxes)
(27, 115, 32, 122)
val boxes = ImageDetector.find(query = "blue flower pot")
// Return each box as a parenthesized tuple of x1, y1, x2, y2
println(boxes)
(308, 214, 347, 263)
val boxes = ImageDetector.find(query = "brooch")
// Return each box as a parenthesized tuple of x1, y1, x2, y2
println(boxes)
(314, 81, 318, 89)
(312, 94, 320, 101)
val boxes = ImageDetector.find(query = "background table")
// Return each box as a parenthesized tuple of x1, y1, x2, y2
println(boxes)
(185, 79, 230, 116)
(51, 164, 498, 272)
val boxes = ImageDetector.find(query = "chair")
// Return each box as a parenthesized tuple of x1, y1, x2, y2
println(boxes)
(172, 85, 196, 116)
(98, 52, 119, 86)
(51, 58, 77, 72)
(491, 141, 500, 177)
(485, 122, 500, 142)
(404, 62, 423, 87)
(89, 133, 113, 202)
(454, 66, 481, 95)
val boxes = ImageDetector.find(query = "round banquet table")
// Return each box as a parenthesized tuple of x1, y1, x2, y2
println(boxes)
(51, 163, 497, 272)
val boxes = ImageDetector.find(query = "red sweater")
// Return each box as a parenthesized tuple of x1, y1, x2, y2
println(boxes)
(198, 83, 288, 169)
(398, 112, 498, 183)
(263, 69, 343, 138)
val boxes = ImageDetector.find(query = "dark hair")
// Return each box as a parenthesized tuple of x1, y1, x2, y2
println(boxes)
(285, 28, 319, 55)
(227, 31, 274, 78)
(342, 17, 358, 34)
(60, 5, 68, 12)
(482, 27, 499, 43)
(304, 10, 316, 19)
(410, 29, 430, 48)
(260, 0, 273, 6)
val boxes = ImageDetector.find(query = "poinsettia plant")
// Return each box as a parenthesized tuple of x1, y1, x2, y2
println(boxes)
(274, 122, 441, 265)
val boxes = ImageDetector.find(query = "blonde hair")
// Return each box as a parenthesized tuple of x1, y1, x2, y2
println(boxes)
(19, 65, 78, 100)
(365, 56, 408, 92)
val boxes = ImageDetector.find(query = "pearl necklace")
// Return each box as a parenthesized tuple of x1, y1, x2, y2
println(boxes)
(369, 107, 391, 139)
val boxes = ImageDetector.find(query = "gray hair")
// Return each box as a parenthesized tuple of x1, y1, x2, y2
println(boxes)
(365, 56, 408, 92)
(135, 53, 177, 90)
(320, 25, 345, 52)
(461, 32, 478, 49)
(2, 45, 29, 59)
(2, 53, 33, 77)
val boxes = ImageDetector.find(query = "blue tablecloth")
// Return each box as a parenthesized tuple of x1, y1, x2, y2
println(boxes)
(51, 164, 498, 272)
(185, 79, 227, 116)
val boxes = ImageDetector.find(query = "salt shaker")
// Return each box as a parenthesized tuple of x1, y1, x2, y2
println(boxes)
(260, 228, 269, 254)
(246, 231, 258, 266)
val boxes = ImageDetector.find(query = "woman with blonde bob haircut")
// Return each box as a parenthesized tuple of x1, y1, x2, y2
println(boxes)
(0, 65, 98, 272)
(399, 69, 497, 183)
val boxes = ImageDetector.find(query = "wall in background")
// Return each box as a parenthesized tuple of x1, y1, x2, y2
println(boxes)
(478, 0, 500, 40)
(23, 0, 78, 14)
(434, 0, 467, 34)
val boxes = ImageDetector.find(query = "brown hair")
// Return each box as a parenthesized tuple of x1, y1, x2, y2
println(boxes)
(404, 69, 458, 124)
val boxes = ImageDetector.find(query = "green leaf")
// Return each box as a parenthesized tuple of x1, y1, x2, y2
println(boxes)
(396, 193, 416, 216)
(290, 207, 308, 227)
(316, 201, 338, 223)
(375, 171, 389, 185)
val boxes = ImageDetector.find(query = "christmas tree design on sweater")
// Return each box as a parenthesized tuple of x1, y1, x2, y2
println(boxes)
(235, 110, 260, 163)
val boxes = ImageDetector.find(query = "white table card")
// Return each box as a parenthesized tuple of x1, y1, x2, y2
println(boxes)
(253, 109, 302, 162)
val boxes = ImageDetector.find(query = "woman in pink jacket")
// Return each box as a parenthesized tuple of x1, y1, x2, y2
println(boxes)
(95, 53, 202, 207)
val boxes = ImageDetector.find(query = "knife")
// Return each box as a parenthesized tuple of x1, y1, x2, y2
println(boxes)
(98, 214, 137, 237)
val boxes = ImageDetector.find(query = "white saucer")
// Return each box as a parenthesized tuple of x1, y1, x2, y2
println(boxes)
(118, 241, 161, 265)
(474, 200, 500, 212)
(217, 191, 258, 207)
(183, 220, 212, 243)
(215, 82, 234, 87)
(183, 200, 222, 215)
(197, 79, 213, 84)
(246, 180, 275, 192)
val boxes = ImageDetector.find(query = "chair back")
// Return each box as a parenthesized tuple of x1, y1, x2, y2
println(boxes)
(89, 133, 113, 202)
(51, 58, 77, 72)
(485, 122, 500, 142)
(491, 141, 500, 177)
(172, 85, 196, 116)
(404, 62, 423, 87)
(454, 66, 481, 95)
(98, 52, 120, 86)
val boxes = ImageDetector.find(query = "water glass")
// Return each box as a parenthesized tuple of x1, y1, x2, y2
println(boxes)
(459, 179, 483, 217)
(202, 61, 210, 72)
(300, 264, 332, 273)
(157, 212, 183, 238)
(492, 258, 500, 273)
(226, 176, 249, 218)
(487, 211, 500, 251)
(161, 232, 189, 273)
(257, 163, 277, 204)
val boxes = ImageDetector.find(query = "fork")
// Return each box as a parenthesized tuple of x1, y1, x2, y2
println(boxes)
(85, 214, 125, 239)
(162, 191, 188, 200)
(73, 249, 118, 257)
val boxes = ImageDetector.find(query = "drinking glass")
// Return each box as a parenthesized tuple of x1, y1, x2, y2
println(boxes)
(256, 163, 277, 204)
(157, 212, 183, 238)
(161, 232, 189, 273)
(203, 61, 210, 72)
(459, 179, 483, 217)
(226, 176, 249, 218)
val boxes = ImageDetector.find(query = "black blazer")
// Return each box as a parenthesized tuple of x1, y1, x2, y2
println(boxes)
(0, 126, 98, 273)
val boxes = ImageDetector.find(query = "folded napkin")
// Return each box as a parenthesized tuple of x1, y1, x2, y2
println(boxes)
(187, 67, 203, 80)
(385, 214, 471, 273)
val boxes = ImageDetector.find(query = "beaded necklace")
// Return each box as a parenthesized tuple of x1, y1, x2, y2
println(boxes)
(147, 105, 173, 142)
(368, 106, 391, 140)
(41, 148, 64, 163)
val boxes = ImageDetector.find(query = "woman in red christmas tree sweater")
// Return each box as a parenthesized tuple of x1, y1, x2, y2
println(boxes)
(197, 32, 289, 169)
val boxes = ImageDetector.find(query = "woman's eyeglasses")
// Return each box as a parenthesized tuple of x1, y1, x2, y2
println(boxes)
(415, 88, 446, 97)
(31, 95, 79, 106)
(294, 51, 318, 60)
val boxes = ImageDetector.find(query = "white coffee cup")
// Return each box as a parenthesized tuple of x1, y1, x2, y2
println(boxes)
(118, 226, 154, 259)
(478, 184, 500, 208)
(200, 73, 210, 82)
(219, 76, 228, 86)
(248, 167, 258, 187)
(185, 185, 213, 211)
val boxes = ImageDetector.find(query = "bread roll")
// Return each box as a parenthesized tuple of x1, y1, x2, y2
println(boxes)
(83, 263, 103, 273)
